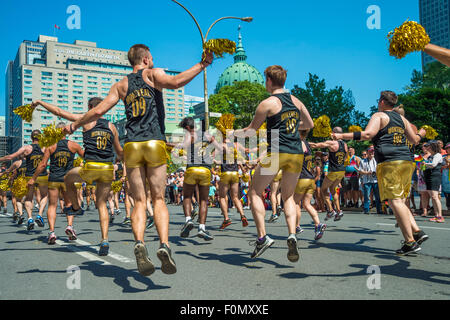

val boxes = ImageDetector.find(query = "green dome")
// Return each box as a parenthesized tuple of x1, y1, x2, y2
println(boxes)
(215, 28, 264, 93)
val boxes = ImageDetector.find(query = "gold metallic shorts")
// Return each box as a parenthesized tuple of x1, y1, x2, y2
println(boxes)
(79, 162, 114, 185)
(25, 176, 49, 187)
(48, 182, 66, 192)
(184, 167, 211, 187)
(273, 170, 283, 182)
(220, 171, 240, 185)
(326, 171, 345, 183)
(377, 160, 415, 201)
(74, 182, 83, 190)
(295, 179, 316, 195)
(124, 140, 167, 169)
(260, 153, 304, 175)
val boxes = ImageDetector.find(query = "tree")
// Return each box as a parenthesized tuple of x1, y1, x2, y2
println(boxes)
(405, 61, 450, 94)
(208, 81, 269, 129)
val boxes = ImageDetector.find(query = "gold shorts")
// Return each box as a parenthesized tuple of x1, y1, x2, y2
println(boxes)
(326, 171, 345, 182)
(273, 170, 283, 182)
(25, 176, 49, 187)
(74, 182, 83, 190)
(124, 140, 167, 169)
(79, 162, 114, 185)
(86, 184, 96, 190)
(377, 160, 415, 201)
(220, 171, 240, 185)
(295, 179, 316, 195)
(184, 167, 211, 187)
(260, 153, 304, 175)
(48, 182, 66, 192)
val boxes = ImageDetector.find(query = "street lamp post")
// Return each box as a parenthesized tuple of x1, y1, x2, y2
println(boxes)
(171, 0, 252, 131)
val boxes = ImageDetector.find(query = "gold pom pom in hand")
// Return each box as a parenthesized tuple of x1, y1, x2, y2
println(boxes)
(215, 114, 235, 136)
(420, 125, 438, 140)
(12, 177, 28, 199)
(38, 124, 65, 148)
(0, 178, 10, 192)
(387, 20, 430, 59)
(13, 104, 36, 123)
(313, 115, 332, 138)
(203, 39, 236, 59)
(74, 157, 83, 167)
(111, 181, 123, 193)
(349, 125, 363, 133)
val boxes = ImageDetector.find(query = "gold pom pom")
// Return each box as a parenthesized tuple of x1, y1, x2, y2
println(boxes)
(74, 157, 83, 167)
(215, 114, 235, 135)
(0, 178, 10, 191)
(111, 181, 123, 193)
(241, 173, 250, 183)
(38, 124, 65, 148)
(387, 20, 430, 59)
(12, 177, 28, 199)
(420, 125, 438, 140)
(349, 125, 363, 133)
(203, 39, 236, 59)
(313, 115, 332, 138)
(13, 104, 35, 123)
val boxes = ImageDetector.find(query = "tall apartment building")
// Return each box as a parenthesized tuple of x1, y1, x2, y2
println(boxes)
(5, 35, 185, 152)
(419, 0, 450, 67)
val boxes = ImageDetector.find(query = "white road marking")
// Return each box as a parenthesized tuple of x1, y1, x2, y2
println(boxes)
(376, 223, 450, 231)
(74, 239, 134, 264)
(55, 240, 111, 265)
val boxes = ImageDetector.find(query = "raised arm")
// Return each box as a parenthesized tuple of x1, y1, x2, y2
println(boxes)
(32, 100, 81, 122)
(234, 100, 270, 138)
(332, 113, 383, 141)
(66, 83, 121, 134)
(424, 43, 450, 67)
(310, 140, 335, 149)
(0, 145, 30, 162)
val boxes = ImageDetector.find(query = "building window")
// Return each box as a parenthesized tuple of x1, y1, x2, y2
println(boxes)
(24, 69, 32, 75)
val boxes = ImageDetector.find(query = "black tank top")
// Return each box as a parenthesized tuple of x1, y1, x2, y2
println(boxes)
(329, 140, 347, 173)
(83, 118, 114, 163)
(300, 141, 315, 180)
(124, 69, 166, 143)
(115, 163, 124, 180)
(372, 111, 412, 164)
(25, 144, 47, 177)
(186, 134, 212, 170)
(18, 159, 27, 177)
(221, 147, 239, 172)
(267, 93, 303, 154)
(49, 139, 75, 182)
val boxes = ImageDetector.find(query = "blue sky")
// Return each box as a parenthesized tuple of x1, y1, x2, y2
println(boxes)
(0, 0, 422, 117)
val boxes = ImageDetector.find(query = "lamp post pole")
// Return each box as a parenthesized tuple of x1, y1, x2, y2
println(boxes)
(171, 0, 252, 130)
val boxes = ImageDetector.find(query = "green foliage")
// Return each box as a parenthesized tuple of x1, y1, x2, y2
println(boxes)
(405, 61, 450, 94)
(208, 81, 269, 129)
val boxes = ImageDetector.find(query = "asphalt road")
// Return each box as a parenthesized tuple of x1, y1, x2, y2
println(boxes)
(0, 202, 449, 300)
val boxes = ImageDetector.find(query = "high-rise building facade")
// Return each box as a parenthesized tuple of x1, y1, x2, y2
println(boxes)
(5, 35, 185, 152)
(419, 0, 450, 67)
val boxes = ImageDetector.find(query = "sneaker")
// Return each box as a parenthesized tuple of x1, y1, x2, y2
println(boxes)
(296, 226, 304, 234)
(47, 232, 57, 245)
(18, 216, 25, 225)
(27, 219, 35, 231)
(180, 220, 194, 238)
(86, 206, 90, 212)
(324, 211, 335, 221)
(287, 236, 299, 262)
(81, 201, 85, 210)
(109, 213, 115, 225)
(436, 217, 445, 223)
(268, 214, 279, 223)
(314, 223, 327, 241)
(134, 241, 155, 276)
(114, 209, 121, 216)
(146, 217, 154, 229)
(156, 243, 177, 275)
(413, 230, 429, 245)
(276, 206, 283, 217)
(250, 235, 275, 259)
(65, 226, 77, 241)
(191, 204, 198, 221)
(334, 211, 344, 221)
(36, 215, 45, 227)
(396, 241, 421, 256)
(47, 232, 56, 245)
(219, 219, 232, 230)
(122, 217, 131, 225)
(12, 212, 19, 223)
(63, 206, 84, 217)
(429, 217, 438, 222)
(99, 241, 109, 256)
(198, 229, 214, 241)
(241, 216, 249, 227)
(3, 208, 7, 214)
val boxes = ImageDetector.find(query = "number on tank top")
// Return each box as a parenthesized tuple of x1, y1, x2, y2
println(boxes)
(132, 97, 146, 118)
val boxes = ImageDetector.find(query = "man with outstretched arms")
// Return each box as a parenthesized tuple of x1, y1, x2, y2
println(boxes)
(62, 44, 214, 276)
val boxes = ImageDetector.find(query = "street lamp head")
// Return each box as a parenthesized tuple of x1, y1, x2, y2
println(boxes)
(241, 17, 253, 22)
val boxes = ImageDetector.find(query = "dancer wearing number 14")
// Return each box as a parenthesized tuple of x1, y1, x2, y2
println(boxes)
(64, 44, 214, 276)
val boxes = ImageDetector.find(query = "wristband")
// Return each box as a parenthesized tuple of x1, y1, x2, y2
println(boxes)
(416, 133, 423, 140)
(353, 132, 362, 141)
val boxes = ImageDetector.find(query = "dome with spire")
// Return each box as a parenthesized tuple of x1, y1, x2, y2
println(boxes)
(215, 27, 264, 94)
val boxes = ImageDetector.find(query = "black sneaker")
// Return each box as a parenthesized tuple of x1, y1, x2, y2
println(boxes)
(156, 243, 177, 275)
(250, 235, 275, 259)
(122, 217, 131, 225)
(134, 241, 155, 276)
(198, 229, 214, 241)
(63, 206, 84, 217)
(17, 216, 25, 225)
(180, 220, 194, 238)
(109, 214, 115, 225)
(334, 211, 344, 221)
(146, 217, 154, 229)
(413, 230, 429, 245)
(396, 241, 421, 256)
(12, 212, 19, 223)
(287, 236, 299, 262)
